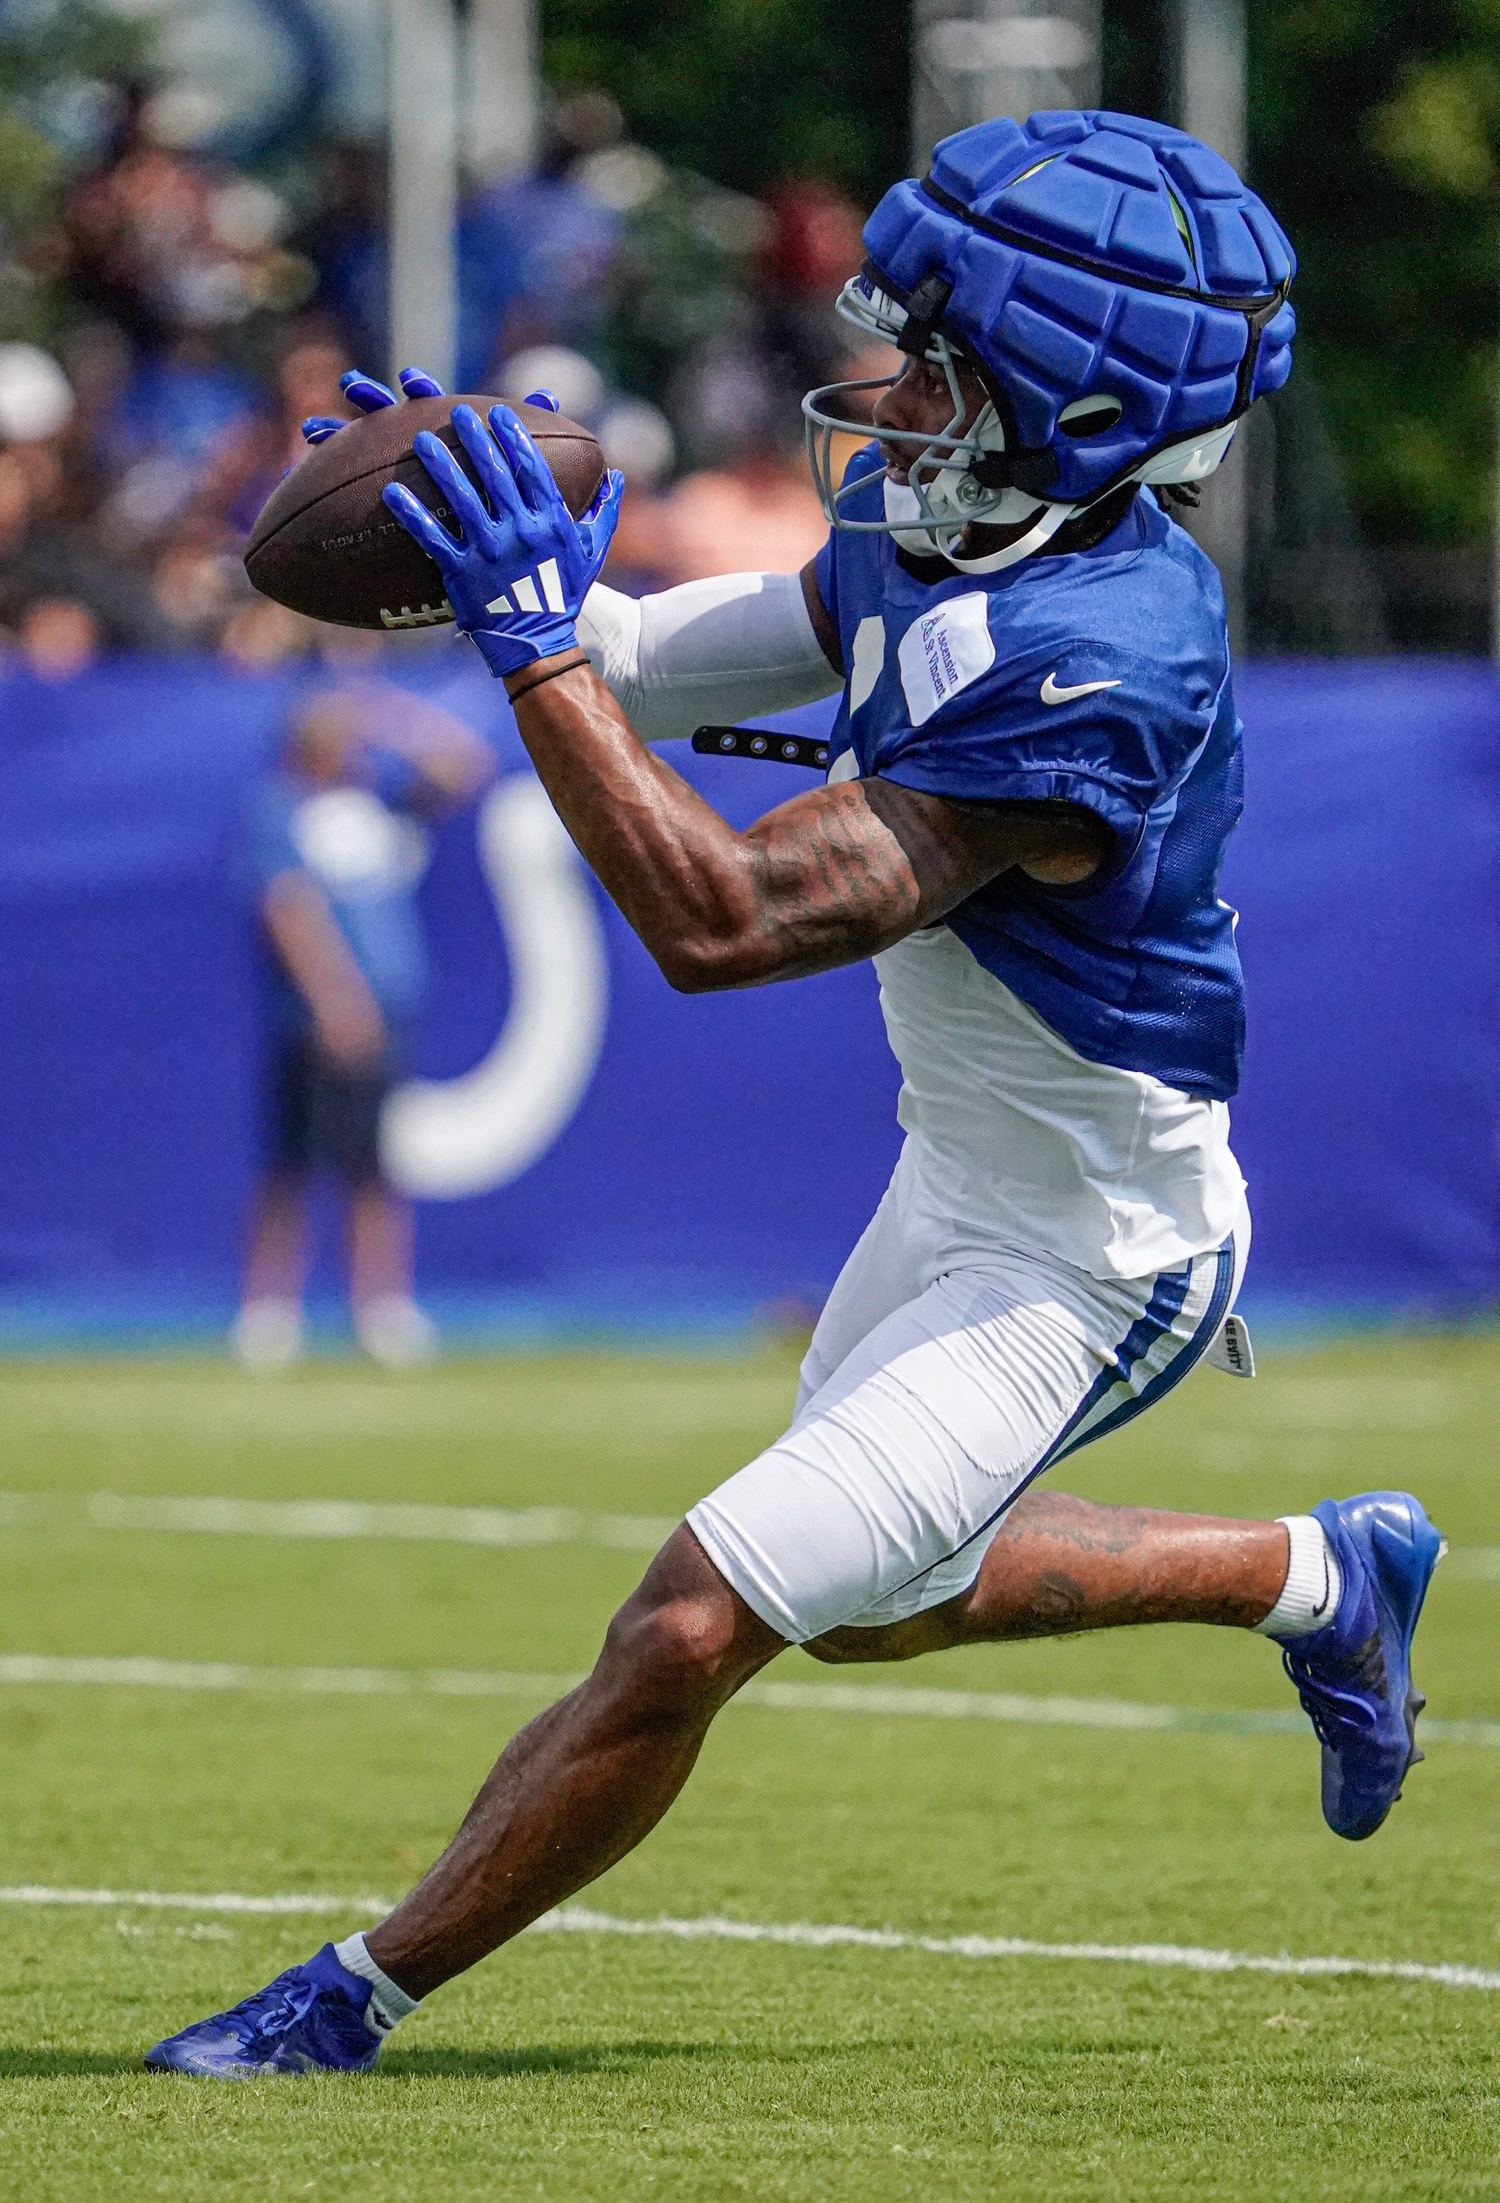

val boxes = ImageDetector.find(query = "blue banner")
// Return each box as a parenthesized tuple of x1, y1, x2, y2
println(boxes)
(0, 655, 1494, 1339)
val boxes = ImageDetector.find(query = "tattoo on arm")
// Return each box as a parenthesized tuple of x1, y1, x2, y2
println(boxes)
(506, 657, 1113, 991)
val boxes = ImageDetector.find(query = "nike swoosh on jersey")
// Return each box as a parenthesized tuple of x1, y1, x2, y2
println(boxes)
(1040, 672, 1123, 706)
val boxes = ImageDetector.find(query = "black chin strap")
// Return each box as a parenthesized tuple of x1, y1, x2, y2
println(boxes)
(965, 445, 1060, 498)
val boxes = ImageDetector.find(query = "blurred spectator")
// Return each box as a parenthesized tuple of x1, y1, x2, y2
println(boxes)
(757, 179, 869, 400)
(294, 137, 390, 373)
(597, 396, 676, 489)
(219, 599, 324, 672)
(652, 442, 829, 586)
(303, 95, 627, 396)
(457, 92, 625, 387)
(498, 344, 606, 423)
(596, 395, 678, 593)
(152, 325, 352, 649)
(20, 598, 99, 679)
(492, 341, 677, 592)
(208, 328, 351, 534)
(92, 340, 262, 548)
(591, 146, 772, 457)
(0, 342, 74, 443)
(233, 685, 494, 1372)
(0, 49, 869, 654)
(61, 84, 313, 349)
(0, 339, 166, 654)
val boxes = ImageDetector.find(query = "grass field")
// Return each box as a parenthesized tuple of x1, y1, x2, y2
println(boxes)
(0, 1332, 1497, 2200)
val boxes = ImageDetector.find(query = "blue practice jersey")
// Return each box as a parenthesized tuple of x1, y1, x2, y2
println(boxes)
(813, 452, 1243, 1101)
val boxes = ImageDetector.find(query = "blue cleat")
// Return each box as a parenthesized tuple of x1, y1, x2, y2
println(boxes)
(145, 1943, 381, 2076)
(1277, 1491, 1445, 1841)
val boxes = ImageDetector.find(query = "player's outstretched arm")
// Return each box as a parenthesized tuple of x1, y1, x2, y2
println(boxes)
(576, 566, 842, 745)
(380, 399, 1110, 988)
(507, 665, 1108, 990)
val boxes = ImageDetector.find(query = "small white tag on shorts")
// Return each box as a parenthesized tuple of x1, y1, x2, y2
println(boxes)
(1206, 1312, 1256, 1378)
(897, 593, 995, 728)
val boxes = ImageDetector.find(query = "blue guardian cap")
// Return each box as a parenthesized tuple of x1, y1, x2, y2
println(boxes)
(804, 110, 1295, 572)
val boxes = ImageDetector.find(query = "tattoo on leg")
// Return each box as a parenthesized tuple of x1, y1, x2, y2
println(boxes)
(994, 1493, 1146, 1558)
(1027, 1571, 1088, 1627)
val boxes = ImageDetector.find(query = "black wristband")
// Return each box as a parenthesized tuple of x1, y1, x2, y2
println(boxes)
(504, 650, 591, 704)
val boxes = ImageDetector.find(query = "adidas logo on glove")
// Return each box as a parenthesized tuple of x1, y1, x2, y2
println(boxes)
(486, 561, 568, 618)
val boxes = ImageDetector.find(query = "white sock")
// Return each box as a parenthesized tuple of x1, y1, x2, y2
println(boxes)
(1254, 1515, 1342, 1638)
(334, 1932, 422, 2037)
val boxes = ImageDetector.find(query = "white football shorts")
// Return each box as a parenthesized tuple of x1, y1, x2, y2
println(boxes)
(688, 1144, 1250, 1644)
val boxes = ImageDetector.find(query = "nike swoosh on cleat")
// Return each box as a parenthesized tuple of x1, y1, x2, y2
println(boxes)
(1040, 672, 1123, 706)
(1310, 1553, 1332, 1619)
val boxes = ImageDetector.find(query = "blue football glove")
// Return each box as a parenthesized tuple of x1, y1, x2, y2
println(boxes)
(381, 401, 624, 678)
(301, 364, 446, 446)
(301, 367, 562, 445)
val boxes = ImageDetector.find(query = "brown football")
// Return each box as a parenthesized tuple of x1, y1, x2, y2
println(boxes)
(244, 396, 607, 631)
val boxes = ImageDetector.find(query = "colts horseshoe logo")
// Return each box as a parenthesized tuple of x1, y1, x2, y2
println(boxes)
(380, 776, 608, 1199)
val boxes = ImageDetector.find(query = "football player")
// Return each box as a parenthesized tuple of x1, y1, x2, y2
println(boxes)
(148, 112, 1443, 2076)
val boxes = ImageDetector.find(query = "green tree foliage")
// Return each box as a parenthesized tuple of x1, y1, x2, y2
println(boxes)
(0, 2, 145, 344)
(1251, 0, 1500, 546)
(541, 0, 911, 206)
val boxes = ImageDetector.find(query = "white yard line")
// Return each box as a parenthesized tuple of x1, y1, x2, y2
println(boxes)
(0, 1491, 676, 1551)
(1, 1883, 1495, 1992)
(2, 1651, 1497, 1746)
(537, 1907, 1500, 1992)
(0, 1884, 385, 1916)
(0, 1654, 579, 1700)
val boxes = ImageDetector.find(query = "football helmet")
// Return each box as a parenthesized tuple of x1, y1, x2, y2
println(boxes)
(804, 110, 1295, 571)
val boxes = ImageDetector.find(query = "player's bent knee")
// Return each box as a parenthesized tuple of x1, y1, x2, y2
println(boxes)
(597, 1525, 773, 1711)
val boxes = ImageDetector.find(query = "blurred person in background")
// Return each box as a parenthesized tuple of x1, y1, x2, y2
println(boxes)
(756, 179, 871, 410)
(151, 324, 353, 653)
(652, 175, 865, 585)
(17, 597, 100, 677)
(297, 95, 625, 395)
(46, 80, 315, 647)
(234, 685, 493, 1371)
(293, 137, 390, 374)
(60, 79, 313, 351)
(458, 91, 624, 388)
(497, 342, 677, 593)
(218, 597, 329, 671)
(190, 325, 352, 547)
(652, 360, 829, 584)
(592, 393, 677, 593)
(0, 338, 166, 662)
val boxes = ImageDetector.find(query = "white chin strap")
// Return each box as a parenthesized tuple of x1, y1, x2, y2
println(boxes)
(880, 417, 1242, 575)
(883, 476, 1077, 572)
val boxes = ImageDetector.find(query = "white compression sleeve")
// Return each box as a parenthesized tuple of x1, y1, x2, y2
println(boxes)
(575, 571, 841, 745)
